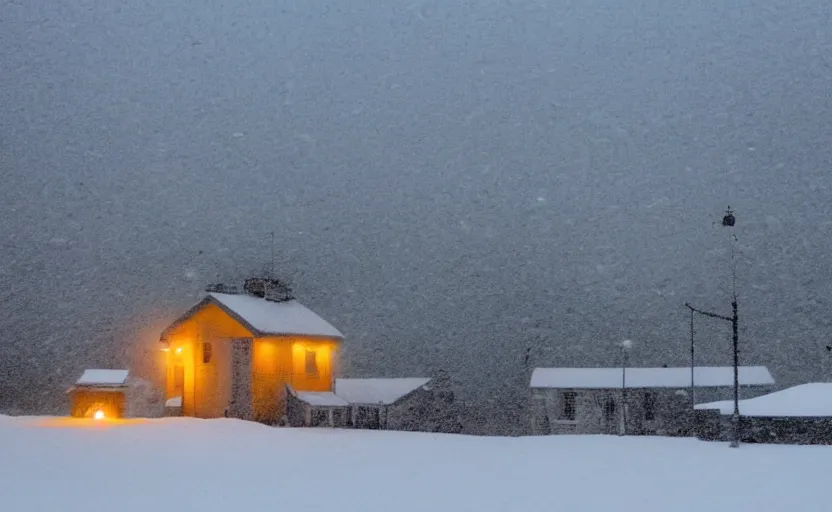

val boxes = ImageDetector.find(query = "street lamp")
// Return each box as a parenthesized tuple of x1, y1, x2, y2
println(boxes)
(620, 339, 633, 436)
(685, 206, 741, 448)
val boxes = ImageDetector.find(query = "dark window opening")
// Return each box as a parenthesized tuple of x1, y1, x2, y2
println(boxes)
(310, 408, 329, 427)
(644, 392, 657, 421)
(604, 396, 616, 421)
(331, 407, 348, 427)
(202, 342, 212, 364)
(356, 406, 381, 429)
(561, 391, 577, 421)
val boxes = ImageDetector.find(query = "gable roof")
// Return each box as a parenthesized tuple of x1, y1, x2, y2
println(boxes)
(76, 369, 130, 387)
(696, 383, 832, 417)
(334, 378, 431, 405)
(530, 366, 774, 389)
(161, 292, 344, 339)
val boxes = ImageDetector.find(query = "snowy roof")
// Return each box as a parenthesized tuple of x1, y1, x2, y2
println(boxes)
(296, 391, 349, 407)
(695, 383, 832, 417)
(76, 369, 130, 387)
(530, 366, 774, 389)
(206, 292, 343, 339)
(334, 378, 431, 405)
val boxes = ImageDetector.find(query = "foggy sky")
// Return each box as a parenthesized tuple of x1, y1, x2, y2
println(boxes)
(2, 0, 832, 419)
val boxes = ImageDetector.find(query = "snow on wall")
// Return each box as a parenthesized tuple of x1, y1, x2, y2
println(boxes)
(530, 366, 774, 389)
(209, 292, 344, 338)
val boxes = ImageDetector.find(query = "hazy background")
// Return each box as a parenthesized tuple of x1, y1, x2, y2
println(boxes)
(2, 0, 831, 430)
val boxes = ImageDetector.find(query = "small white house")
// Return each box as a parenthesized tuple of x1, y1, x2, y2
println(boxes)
(530, 366, 775, 436)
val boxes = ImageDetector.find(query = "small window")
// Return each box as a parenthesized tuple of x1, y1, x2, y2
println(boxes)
(356, 406, 381, 429)
(305, 350, 318, 376)
(561, 391, 577, 421)
(202, 342, 212, 364)
(331, 407, 348, 427)
(310, 408, 329, 427)
(644, 392, 657, 421)
(603, 395, 616, 421)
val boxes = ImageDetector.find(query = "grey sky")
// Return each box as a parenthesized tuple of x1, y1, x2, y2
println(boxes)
(2, 0, 831, 419)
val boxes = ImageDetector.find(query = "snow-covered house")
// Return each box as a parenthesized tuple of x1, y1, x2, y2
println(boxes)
(286, 375, 463, 432)
(67, 369, 130, 419)
(695, 383, 832, 444)
(158, 279, 344, 424)
(529, 366, 775, 436)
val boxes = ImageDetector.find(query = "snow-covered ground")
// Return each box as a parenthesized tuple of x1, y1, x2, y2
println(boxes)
(1, 416, 830, 512)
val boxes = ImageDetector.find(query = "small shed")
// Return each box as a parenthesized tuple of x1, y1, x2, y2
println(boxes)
(67, 369, 130, 419)
(695, 383, 832, 444)
(287, 377, 454, 431)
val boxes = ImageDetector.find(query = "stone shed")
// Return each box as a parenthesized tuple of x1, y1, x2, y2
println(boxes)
(695, 382, 832, 444)
(287, 375, 462, 433)
(530, 366, 774, 436)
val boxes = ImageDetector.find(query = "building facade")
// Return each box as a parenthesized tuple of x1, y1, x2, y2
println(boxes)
(159, 279, 344, 424)
(529, 366, 775, 436)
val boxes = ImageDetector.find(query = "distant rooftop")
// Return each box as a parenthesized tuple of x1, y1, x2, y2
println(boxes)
(76, 369, 130, 387)
(531, 366, 774, 389)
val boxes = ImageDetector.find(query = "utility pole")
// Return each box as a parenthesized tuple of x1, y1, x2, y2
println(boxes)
(620, 339, 632, 436)
(689, 308, 695, 410)
(685, 206, 741, 448)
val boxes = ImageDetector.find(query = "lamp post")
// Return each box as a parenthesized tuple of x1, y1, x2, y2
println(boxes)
(685, 206, 741, 448)
(620, 339, 633, 436)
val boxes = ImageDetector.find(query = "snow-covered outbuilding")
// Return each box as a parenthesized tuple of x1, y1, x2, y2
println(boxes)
(695, 383, 832, 444)
(286, 375, 462, 432)
(529, 366, 775, 436)
(158, 278, 344, 424)
(67, 369, 131, 419)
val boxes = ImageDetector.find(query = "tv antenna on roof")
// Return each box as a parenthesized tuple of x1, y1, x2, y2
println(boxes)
(270, 231, 276, 278)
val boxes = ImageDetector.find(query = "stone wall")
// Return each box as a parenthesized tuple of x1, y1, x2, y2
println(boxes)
(694, 409, 832, 445)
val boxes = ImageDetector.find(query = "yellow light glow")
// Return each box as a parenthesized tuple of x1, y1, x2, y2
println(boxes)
(160, 347, 170, 352)
(175, 347, 183, 354)
(93, 410, 105, 420)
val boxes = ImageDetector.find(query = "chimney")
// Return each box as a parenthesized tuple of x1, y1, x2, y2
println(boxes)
(205, 283, 240, 294)
(244, 278, 267, 298)
(244, 277, 294, 302)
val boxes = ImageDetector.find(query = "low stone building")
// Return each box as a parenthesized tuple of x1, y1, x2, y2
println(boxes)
(529, 366, 774, 436)
(286, 374, 462, 433)
(695, 382, 832, 444)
